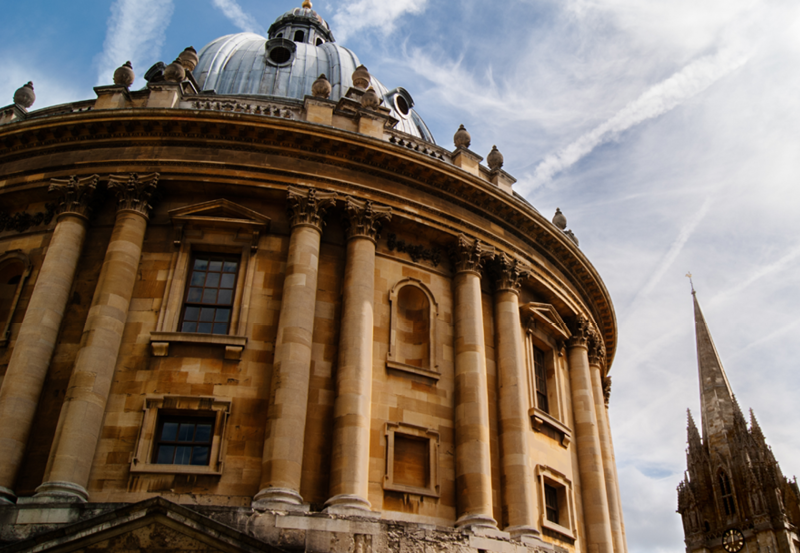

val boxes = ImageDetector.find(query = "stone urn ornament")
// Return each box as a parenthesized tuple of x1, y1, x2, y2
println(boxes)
(361, 87, 381, 109)
(113, 61, 135, 88)
(163, 59, 186, 83)
(178, 46, 199, 72)
(487, 145, 504, 170)
(311, 74, 331, 99)
(552, 208, 567, 230)
(13, 82, 35, 109)
(454, 124, 471, 149)
(352, 65, 370, 89)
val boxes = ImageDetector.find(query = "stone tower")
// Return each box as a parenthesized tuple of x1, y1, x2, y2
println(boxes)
(677, 290, 800, 553)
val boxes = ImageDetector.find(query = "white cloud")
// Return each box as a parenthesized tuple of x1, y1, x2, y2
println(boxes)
(96, 0, 175, 88)
(211, 0, 263, 34)
(332, 0, 428, 42)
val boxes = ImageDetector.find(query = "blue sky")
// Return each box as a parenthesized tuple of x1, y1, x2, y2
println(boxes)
(4, 1, 800, 551)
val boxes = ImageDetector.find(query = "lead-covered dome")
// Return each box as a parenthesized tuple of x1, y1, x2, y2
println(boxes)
(194, 4, 435, 143)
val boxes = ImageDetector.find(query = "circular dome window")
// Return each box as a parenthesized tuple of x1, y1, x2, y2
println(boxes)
(395, 95, 410, 116)
(388, 87, 414, 119)
(265, 38, 296, 67)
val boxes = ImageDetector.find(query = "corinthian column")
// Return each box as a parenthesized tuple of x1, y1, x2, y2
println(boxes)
(35, 173, 158, 503)
(324, 197, 391, 515)
(588, 335, 627, 553)
(491, 254, 539, 538)
(0, 175, 98, 504)
(568, 315, 613, 552)
(254, 186, 336, 510)
(452, 234, 497, 529)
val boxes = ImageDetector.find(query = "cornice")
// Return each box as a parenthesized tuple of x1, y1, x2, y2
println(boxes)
(0, 108, 617, 366)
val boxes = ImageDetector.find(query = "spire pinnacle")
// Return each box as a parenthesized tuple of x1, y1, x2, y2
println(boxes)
(686, 271, 695, 294)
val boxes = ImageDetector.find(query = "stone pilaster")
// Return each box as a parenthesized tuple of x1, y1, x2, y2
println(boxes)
(588, 333, 627, 553)
(451, 234, 497, 529)
(325, 197, 390, 515)
(35, 173, 158, 503)
(0, 175, 98, 504)
(254, 186, 336, 510)
(490, 254, 538, 538)
(568, 315, 614, 552)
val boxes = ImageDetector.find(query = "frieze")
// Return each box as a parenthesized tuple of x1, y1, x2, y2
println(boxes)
(387, 233, 442, 267)
(187, 100, 298, 119)
(0, 204, 56, 233)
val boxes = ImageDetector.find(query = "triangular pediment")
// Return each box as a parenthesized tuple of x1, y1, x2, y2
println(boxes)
(519, 302, 571, 340)
(169, 199, 270, 228)
(6, 497, 280, 553)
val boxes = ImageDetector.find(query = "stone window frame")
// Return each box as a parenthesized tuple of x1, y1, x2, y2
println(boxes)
(386, 277, 439, 380)
(536, 465, 576, 540)
(150, 199, 270, 360)
(130, 395, 231, 476)
(0, 250, 32, 348)
(521, 302, 572, 448)
(383, 421, 440, 498)
(717, 468, 737, 517)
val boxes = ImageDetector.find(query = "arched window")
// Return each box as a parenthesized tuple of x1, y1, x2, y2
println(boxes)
(294, 30, 305, 43)
(0, 251, 32, 347)
(387, 279, 438, 379)
(718, 470, 736, 516)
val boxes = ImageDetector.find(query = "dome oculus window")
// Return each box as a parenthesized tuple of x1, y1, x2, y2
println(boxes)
(387, 87, 414, 119)
(265, 38, 297, 67)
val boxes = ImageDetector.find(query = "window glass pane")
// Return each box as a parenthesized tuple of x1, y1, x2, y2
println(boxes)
(156, 445, 175, 464)
(174, 446, 192, 465)
(197, 322, 213, 334)
(191, 447, 210, 466)
(202, 289, 217, 304)
(194, 258, 208, 271)
(181, 321, 197, 333)
(205, 272, 220, 288)
(195, 424, 212, 443)
(217, 290, 233, 305)
(214, 309, 230, 322)
(187, 287, 203, 302)
(223, 261, 237, 273)
(191, 272, 206, 286)
(212, 322, 228, 335)
(208, 260, 223, 272)
(199, 307, 215, 322)
(220, 273, 236, 289)
(161, 422, 178, 441)
(183, 307, 200, 321)
(178, 423, 195, 441)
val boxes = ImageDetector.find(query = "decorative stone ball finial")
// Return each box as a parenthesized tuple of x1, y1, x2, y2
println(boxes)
(13, 82, 35, 109)
(113, 61, 135, 88)
(361, 87, 381, 109)
(487, 145, 504, 171)
(552, 207, 567, 230)
(302, 0, 312, 8)
(177, 46, 199, 71)
(352, 65, 370, 89)
(163, 59, 186, 83)
(454, 124, 471, 149)
(311, 74, 331, 99)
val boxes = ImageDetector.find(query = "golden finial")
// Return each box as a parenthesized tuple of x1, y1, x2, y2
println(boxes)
(686, 271, 695, 294)
(302, 0, 312, 8)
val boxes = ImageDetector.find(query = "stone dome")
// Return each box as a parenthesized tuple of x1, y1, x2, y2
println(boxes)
(194, 6, 435, 143)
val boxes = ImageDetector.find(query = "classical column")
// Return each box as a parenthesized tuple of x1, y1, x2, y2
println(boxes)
(35, 173, 158, 503)
(568, 315, 614, 552)
(254, 186, 336, 509)
(324, 197, 391, 515)
(0, 175, 98, 504)
(491, 254, 539, 538)
(589, 335, 627, 553)
(452, 234, 497, 529)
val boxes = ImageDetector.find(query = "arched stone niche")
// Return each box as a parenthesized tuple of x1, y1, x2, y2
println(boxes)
(386, 278, 438, 380)
(0, 250, 32, 348)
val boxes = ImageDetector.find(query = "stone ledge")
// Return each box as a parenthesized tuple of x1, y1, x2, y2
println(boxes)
(149, 331, 247, 360)
(530, 408, 572, 448)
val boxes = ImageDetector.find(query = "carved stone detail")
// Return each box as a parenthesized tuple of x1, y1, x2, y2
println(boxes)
(567, 314, 594, 349)
(602, 376, 612, 407)
(450, 233, 495, 276)
(0, 204, 56, 233)
(287, 186, 336, 230)
(343, 196, 391, 242)
(48, 175, 100, 220)
(387, 233, 442, 267)
(107, 173, 159, 217)
(490, 252, 530, 293)
(587, 325, 606, 366)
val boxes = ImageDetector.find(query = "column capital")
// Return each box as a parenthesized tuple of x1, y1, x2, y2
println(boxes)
(343, 196, 391, 242)
(450, 233, 495, 276)
(107, 172, 159, 218)
(287, 186, 337, 231)
(588, 326, 606, 367)
(603, 376, 612, 407)
(490, 252, 530, 294)
(48, 174, 99, 220)
(567, 314, 597, 350)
